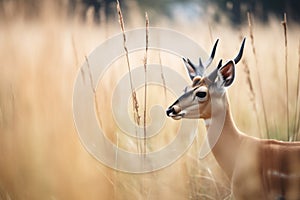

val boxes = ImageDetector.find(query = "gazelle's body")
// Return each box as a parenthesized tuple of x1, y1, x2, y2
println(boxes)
(208, 90, 300, 199)
(166, 39, 300, 199)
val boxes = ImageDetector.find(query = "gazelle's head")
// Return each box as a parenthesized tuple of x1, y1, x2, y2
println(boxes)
(166, 38, 246, 120)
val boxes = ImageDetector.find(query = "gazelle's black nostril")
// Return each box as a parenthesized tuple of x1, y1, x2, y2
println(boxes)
(166, 107, 175, 116)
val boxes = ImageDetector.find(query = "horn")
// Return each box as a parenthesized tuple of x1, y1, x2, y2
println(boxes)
(207, 59, 223, 83)
(183, 57, 206, 79)
(183, 57, 197, 80)
(199, 58, 204, 68)
(234, 38, 246, 64)
(183, 39, 219, 80)
(197, 58, 205, 76)
(203, 39, 219, 68)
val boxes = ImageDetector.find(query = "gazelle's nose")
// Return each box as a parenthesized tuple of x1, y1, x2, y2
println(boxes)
(166, 107, 174, 116)
(166, 105, 181, 116)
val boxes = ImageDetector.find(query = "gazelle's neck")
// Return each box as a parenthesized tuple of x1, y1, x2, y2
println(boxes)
(206, 93, 243, 179)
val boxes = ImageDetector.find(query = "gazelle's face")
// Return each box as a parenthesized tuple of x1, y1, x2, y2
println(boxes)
(166, 38, 246, 120)
(166, 76, 212, 120)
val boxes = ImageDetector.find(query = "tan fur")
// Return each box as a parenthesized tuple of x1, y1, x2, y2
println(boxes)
(167, 39, 300, 198)
(170, 79, 300, 199)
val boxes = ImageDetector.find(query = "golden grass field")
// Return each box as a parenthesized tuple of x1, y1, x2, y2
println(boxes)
(0, 1, 300, 199)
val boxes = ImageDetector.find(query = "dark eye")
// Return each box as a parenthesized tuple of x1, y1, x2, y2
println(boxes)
(195, 91, 207, 98)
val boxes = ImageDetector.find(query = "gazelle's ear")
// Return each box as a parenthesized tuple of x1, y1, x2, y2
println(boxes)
(217, 60, 235, 87)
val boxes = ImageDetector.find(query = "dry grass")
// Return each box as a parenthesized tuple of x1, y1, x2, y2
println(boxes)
(247, 12, 270, 138)
(241, 48, 263, 139)
(1, 1, 300, 199)
(294, 40, 300, 140)
(281, 13, 290, 140)
(143, 12, 149, 155)
(116, 0, 141, 135)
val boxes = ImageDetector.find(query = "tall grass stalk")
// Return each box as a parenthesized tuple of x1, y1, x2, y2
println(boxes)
(116, 0, 141, 152)
(158, 51, 167, 103)
(247, 12, 270, 138)
(143, 12, 149, 155)
(71, 35, 79, 70)
(294, 39, 300, 140)
(85, 56, 95, 93)
(281, 13, 290, 141)
(72, 35, 86, 83)
(242, 57, 263, 138)
(85, 56, 103, 128)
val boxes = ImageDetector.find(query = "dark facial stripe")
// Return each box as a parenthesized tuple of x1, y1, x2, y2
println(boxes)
(169, 99, 179, 108)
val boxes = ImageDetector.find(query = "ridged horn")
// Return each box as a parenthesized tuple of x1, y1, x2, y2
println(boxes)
(182, 39, 219, 80)
(234, 38, 246, 64)
(203, 39, 219, 68)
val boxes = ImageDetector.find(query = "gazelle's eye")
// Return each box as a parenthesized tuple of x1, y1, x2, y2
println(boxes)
(194, 86, 208, 102)
(195, 91, 207, 99)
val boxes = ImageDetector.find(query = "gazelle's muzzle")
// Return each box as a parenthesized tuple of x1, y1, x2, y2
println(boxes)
(166, 105, 184, 120)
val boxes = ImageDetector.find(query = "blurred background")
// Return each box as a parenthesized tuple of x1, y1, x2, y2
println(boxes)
(2, 0, 300, 24)
(0, 0, 300, 199)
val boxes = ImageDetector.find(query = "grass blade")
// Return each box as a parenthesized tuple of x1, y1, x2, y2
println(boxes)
(247, 12, 270, 138)
(116, 0, 141, 152)
(242, 55, 263, 138)
(281, 13, 290, 141)
(143, 12, 149, 155)
(295, 39, 300, 140)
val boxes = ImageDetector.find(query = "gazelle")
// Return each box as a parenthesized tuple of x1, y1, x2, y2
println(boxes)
(166, 39, 300, 199)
